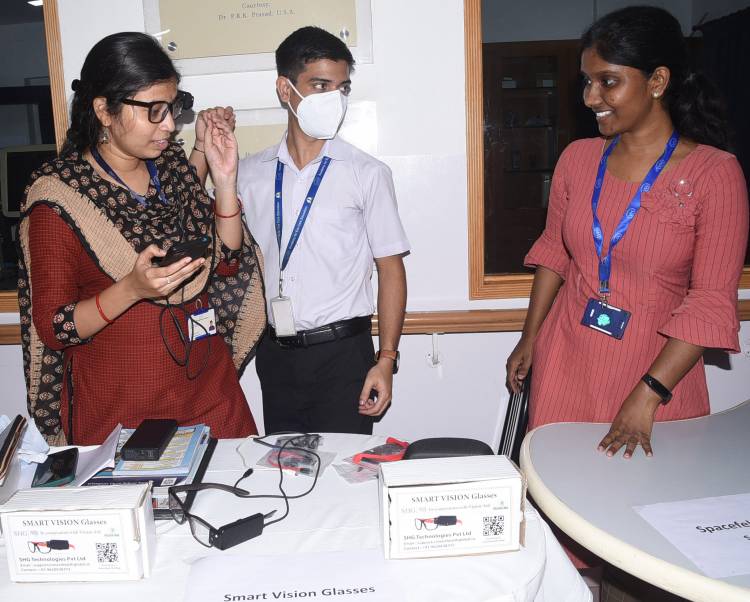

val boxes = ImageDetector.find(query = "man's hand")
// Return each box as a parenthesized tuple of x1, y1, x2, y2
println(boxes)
(358, 359, 394, 416)
(195, 106, 236, 147)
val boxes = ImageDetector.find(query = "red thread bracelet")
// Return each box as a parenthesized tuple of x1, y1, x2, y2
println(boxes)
(214, 201, 242, 219)
(95, 292, 113, 324)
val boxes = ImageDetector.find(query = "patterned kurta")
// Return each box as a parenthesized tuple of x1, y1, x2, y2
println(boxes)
(19, 143, 266, 445)
(525, 138, 748, 430)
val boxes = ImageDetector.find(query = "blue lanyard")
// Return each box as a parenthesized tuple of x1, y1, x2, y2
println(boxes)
(274, 156, 331, 273)
(592, 131, 679, 297)
(90, 147, 168, 206)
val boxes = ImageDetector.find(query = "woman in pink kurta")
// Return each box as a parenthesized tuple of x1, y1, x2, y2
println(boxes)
(507, 6, 749, 461)
(523, 138, 747, 428)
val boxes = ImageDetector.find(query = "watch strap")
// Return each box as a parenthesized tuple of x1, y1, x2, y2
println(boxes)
(641, 373, 673, 404)
(376, 350, 398, 362)
(376, 349, 399, 374)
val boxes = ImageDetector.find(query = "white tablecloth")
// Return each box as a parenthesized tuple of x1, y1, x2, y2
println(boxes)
(0, 433, 591, 602)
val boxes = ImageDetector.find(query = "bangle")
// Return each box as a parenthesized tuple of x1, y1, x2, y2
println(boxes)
(214, 201, 242, 219)
(193, 145, 205, 154)
(95, 292, 113, 325)
(641, 373, 672, 404)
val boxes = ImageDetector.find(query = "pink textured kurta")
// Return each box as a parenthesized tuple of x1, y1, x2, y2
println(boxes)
(525, 138, 748, 430)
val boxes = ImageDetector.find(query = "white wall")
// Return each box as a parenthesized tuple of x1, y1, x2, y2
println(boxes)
(1, 0, 748, 447)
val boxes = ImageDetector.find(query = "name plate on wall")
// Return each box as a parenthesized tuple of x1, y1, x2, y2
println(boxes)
(143, 0, 372, 74)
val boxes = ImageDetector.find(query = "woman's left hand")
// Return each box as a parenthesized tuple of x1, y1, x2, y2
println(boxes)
(598, 385, 662, 458)
(203, 113, 238, 191)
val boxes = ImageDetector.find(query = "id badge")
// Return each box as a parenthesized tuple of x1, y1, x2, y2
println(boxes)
(581, 298, 631, 339)
(270, 296, 296, 337)
(188, 307, 217, 341)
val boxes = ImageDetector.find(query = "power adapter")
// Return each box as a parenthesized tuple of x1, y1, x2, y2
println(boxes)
(210, 512, 265, 550)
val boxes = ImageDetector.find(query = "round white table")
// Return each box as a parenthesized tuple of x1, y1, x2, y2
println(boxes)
(520, 400, 750, 602)
(0, 433, 591, 602)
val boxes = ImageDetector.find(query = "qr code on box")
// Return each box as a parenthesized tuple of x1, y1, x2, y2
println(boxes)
(482, 515, 505, 536)
(96, 542, 119, 564)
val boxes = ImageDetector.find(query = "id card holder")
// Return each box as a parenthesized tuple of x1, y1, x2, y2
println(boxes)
(581, 298, 631, 340)
(270, 296, 297, 337)
(188, 307, 217, 341)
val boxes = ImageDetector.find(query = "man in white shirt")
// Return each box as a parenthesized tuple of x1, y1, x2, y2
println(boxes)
(236, 26, 409, 434)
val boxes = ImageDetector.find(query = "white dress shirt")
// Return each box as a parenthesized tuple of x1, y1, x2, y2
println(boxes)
(238, 134, 410, 331)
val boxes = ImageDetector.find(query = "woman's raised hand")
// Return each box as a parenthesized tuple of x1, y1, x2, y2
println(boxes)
(203, 114, 239, 192)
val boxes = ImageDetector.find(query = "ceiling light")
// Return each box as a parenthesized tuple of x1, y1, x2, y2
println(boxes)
(28, 0, 44, 6)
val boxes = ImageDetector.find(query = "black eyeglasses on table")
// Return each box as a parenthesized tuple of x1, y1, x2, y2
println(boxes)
(168, 482, 275, 550)
(121, 90, 194, 124)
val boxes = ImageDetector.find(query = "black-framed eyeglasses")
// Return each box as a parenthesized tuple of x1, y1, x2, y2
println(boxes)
(168, 482, 274, 550)
(414, 518, 439, 531)
(121, 90, 194, 123)
(28, 541, 52, 554)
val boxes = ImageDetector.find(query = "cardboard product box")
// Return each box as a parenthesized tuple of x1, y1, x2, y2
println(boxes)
(379, 455, 525, 559)
(0, 482, 155, 582)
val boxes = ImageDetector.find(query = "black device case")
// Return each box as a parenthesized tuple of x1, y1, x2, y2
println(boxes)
(121, 418, 178, 461)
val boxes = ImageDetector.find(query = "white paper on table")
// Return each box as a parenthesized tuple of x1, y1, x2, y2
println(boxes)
(70, 423, 122, 486)
(634, 492, 750, 578)
(184, 550, 399, 602)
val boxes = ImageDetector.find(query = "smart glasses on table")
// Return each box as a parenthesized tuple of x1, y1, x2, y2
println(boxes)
(121, 90, 194, 123)
(168, 434, 322, 550)
(168, 482, 276, 550)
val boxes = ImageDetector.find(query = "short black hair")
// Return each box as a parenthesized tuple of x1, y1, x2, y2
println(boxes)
(276, 26, 355, 83)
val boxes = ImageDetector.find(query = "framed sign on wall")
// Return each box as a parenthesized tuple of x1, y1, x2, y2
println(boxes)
(142, 0, 373, 75)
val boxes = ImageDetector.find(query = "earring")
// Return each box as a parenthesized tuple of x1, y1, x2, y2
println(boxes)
(652, 92, 661, 98)
(99, 127, 110, 144)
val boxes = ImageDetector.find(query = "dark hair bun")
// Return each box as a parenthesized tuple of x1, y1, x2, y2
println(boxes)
(61, 32, 180, 156)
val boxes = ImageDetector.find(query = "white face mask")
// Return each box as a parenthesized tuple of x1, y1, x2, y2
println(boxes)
(286, 78, 348, 140)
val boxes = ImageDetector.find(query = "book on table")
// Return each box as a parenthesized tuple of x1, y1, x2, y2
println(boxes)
(111, 424, 209, 478)
(84, 424, 215, 519)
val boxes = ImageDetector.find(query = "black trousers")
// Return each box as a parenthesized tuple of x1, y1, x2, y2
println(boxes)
(256, 329, 375, 434)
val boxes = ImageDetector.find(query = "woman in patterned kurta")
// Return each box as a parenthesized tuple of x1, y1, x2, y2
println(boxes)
(19, 33, 266, 445)
(507, 7, 748, 460)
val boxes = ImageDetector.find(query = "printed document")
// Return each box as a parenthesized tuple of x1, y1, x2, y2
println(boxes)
(634, 492, 750, 578)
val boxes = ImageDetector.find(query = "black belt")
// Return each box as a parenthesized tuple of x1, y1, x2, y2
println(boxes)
(269, 316, 372, 349)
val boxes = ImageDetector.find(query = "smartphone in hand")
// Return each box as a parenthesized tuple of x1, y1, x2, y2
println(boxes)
(153, 236, 210, 267)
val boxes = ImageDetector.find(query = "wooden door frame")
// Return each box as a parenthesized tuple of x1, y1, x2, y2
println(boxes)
(0, 0, 66, 314)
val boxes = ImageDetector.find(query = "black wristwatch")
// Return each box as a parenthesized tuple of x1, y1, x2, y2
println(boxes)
(376, 349, 400, 374)
(641, 373, 672, 404)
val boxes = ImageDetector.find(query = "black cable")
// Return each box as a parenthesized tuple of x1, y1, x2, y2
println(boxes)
(158, 291, 211, 380)
(155, 180, 219, 382)
(227, 433, 322, 529)
(233, 467, 254, 488)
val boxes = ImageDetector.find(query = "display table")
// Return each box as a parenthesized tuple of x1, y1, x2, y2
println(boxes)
(520, 400, 750, 602)
(0, 433, 591, 601)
